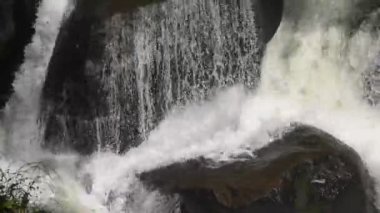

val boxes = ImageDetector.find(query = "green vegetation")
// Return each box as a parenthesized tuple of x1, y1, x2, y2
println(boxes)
(0, 164, 49, 213)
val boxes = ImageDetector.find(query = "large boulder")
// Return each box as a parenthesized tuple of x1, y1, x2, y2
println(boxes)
(41, 0, 283, 155)
(41, 0, 111, 154)
(0, 0, 41, 108)
(140, 125, 378, 213)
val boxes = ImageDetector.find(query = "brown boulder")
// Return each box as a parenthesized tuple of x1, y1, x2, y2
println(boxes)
(140, 125, 378, 213)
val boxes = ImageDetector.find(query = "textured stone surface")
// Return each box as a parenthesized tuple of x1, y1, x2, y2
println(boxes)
(140, 125, 378, 213)
(41, 0, 283, 154)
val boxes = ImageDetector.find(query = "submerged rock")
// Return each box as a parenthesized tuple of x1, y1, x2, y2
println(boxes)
(0, 0, 40, 108)
(140, 125, 378, 213)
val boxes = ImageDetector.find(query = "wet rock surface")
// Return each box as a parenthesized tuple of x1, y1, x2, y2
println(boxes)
(42, 0, 109, 154)
(0, 0, 40, 108)
(140, 125, 378, 213)
(108, 0, 283, 43)
(42, 0, 283, 155)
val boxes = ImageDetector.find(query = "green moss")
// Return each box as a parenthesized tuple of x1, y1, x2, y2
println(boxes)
(0, 167, 49, 213)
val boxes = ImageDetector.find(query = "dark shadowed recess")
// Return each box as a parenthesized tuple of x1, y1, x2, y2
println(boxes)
(42, 0, 110, 154)
(140, 125, 378, 213)
(41, 0, 145, 154)
(255, 0, 283, 43)
(0, 0, 41, 109)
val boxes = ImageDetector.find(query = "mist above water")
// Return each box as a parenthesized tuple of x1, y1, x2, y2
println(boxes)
(79, 0, 380, 211)
(1, 0, 70, 159)
(1, 0, 380, 212)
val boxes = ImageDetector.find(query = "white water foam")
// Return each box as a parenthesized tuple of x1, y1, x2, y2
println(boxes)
(76, 0, 380, 212)
(1, 0, 71, 159)
(0, 0, 95, 211)
(2, 0, 380, 212)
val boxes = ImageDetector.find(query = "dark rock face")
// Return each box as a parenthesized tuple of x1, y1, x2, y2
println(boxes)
(42, 0, 283, 155)
(256, 0, 283, 43)
(140, 125, 378, 213)
(108, 0, 163, 14)
(41, 0, 143, 154)
(108, 0, 283, 43)
(0, 0, 41, 108)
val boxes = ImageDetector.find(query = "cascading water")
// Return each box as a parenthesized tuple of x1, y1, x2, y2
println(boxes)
(79, 0, 380, 211)
(105, 0, 261, 141)
(0, 0, 81, 210)
(41, 0, 262, 154)
(1, 0, 70, 159)
(1, 0, 380, 212)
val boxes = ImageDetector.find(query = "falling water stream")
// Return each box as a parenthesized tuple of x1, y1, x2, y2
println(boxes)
(1, 0, 380, 212)
(42, 0, 262, 153)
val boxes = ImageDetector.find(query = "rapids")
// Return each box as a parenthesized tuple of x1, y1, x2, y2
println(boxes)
(1, 0, 380, 212)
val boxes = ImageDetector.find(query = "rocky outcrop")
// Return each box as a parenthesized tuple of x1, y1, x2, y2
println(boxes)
(140, 125, 378, 213)
(0, 0, 40, 108)
(41, 0, 141, 154)
(41, 0, 283, 155)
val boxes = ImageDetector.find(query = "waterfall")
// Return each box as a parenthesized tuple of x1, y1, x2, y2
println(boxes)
(125, 0, 260, 138)
(41, 0, 262, 154)
(78, 0, 380, 211)
(105, 0, 261, 149)
(0, 0, 70, 160)
(1, 0, 380, 212)
(0, 0, 78, 210)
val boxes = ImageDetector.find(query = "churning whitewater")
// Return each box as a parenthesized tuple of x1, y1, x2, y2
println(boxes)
(1, 0, 380, 212)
